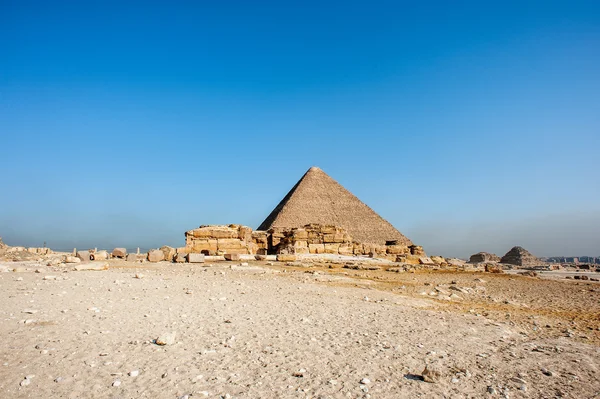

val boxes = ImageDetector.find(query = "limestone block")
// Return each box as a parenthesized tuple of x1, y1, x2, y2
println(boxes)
(292, 229, 308, 240)
(446, 258, 465, 266)
(223, 248, 250, 255)
(76, 250, 91, 262)
(270, 233, 285, 247)
(217, 238, 244, 250)
(112, 248, 127, 258)
(224, 253, 241, 261)
(308, 244, 325, 254)
(419, 257, 434, 265)
(27, 247, 37, 253)
(90, 250, 108, 261)
(324, 243, 340, 254)
(147, 250, 165, 262)
(64, 255, 81, 263)
(430, 256, 446, 265)
(187, 253, 205, 263)
(386, 245, 410, 255)
(321, 225, 338, 234)
(323, 233, 346, 243)
(338, 244, 353, 255)
(485, 264, 503, 273)
(294, 246, 310, 254)
(174, 253, 187, 263)
(251, 231, 268, 248)
(126, 253, 138, 262)
(176, 247, 190, 254)
(237, 225, 253, 242)
(190, 239, 218, 253)
(409, 245, 425, 256)
(277, 254, 297, 262)
(160, 246, 176, 262)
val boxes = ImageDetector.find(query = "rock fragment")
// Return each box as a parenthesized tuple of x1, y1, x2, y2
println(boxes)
(156, 332, 176, 346)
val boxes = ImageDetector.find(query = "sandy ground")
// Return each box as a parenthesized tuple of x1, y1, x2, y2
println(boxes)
(0, 259, 599, 399)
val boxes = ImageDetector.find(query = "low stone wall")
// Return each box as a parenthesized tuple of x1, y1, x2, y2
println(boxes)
(181, 223, 428, 260)
(184, 224, 256, 255)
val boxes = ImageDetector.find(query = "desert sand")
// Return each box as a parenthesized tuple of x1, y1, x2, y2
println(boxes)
(1, 258, 599, 399)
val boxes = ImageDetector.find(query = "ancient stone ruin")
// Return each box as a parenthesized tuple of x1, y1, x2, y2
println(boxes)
(258, 166, 413, 246)
(500, 246, 540, 266)
(177, 167, 425, 262)
(468, 252, 500, 263)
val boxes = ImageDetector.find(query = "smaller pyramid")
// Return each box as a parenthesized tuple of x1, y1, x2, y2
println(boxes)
(500, 246, 539, 266)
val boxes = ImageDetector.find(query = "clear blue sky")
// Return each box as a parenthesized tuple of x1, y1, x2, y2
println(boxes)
(1, 1, 599, 257)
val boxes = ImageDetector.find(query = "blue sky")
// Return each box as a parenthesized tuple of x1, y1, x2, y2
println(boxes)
(1, 1, 599, 257)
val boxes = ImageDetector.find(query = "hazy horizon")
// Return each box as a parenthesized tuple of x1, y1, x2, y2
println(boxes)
(1, 2, 599, 258)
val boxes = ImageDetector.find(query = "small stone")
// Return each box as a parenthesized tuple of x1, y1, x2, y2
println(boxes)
(541, 368, 554, 376)
(360, 378, 371, 384)
(511, 377, 526, 384)
(292, 369, 306, 377)
(422, 361, 444, 383)
(20, 378, 31, 386)
(156, 332, 176, 345)
(129, 370, 139, 377)
(54, 377, 63, 383)
(487, 386, 497, 394)
(451, 378, 459, 383)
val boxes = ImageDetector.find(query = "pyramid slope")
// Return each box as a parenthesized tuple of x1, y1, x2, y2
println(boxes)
(258, 167, 413, 246)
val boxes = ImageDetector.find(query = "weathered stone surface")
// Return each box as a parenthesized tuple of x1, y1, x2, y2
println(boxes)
(469, 252, 500, 263)
(419, 257, 434, 265)
(76, 250, 90, 262)
(485, 264, 504, 273)
(217, 238, 244, 248)
(187, 253, 205, 263)
(500, 246, 540, 266)
(73, 262, 108, 271)
(112, 248, 127, 258)
(155, 332, 176, 346)
(386, 245, 410, 255)
(422, 361, 445, 383)
(430, 256, 446, 265)
(174, 253, 187, 263)
(409, 245, 425, 256)
(64, 256, 81, 263)
(224, 253, 241, 261)
(190, 239, 218, 254)
(160, 246, 176, 262)
(147, 250, 165, 262)
(277, 254, 297, 262)
(324, 243, 341, 254)
(89, 250, 108, 261)
(338, 244, 353, 255)
(308, 244, 325, 254)
(126, 253, 138, 262)
(446, 258, 465, 267)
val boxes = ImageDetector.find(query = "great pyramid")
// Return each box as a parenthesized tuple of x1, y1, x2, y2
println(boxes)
(258, 166, 413, 246)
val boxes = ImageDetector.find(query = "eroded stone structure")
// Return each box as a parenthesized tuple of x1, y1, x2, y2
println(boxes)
(182, 223, 425, 260)
(500, 246, 540, 266)
(469, 252, 501, 263)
